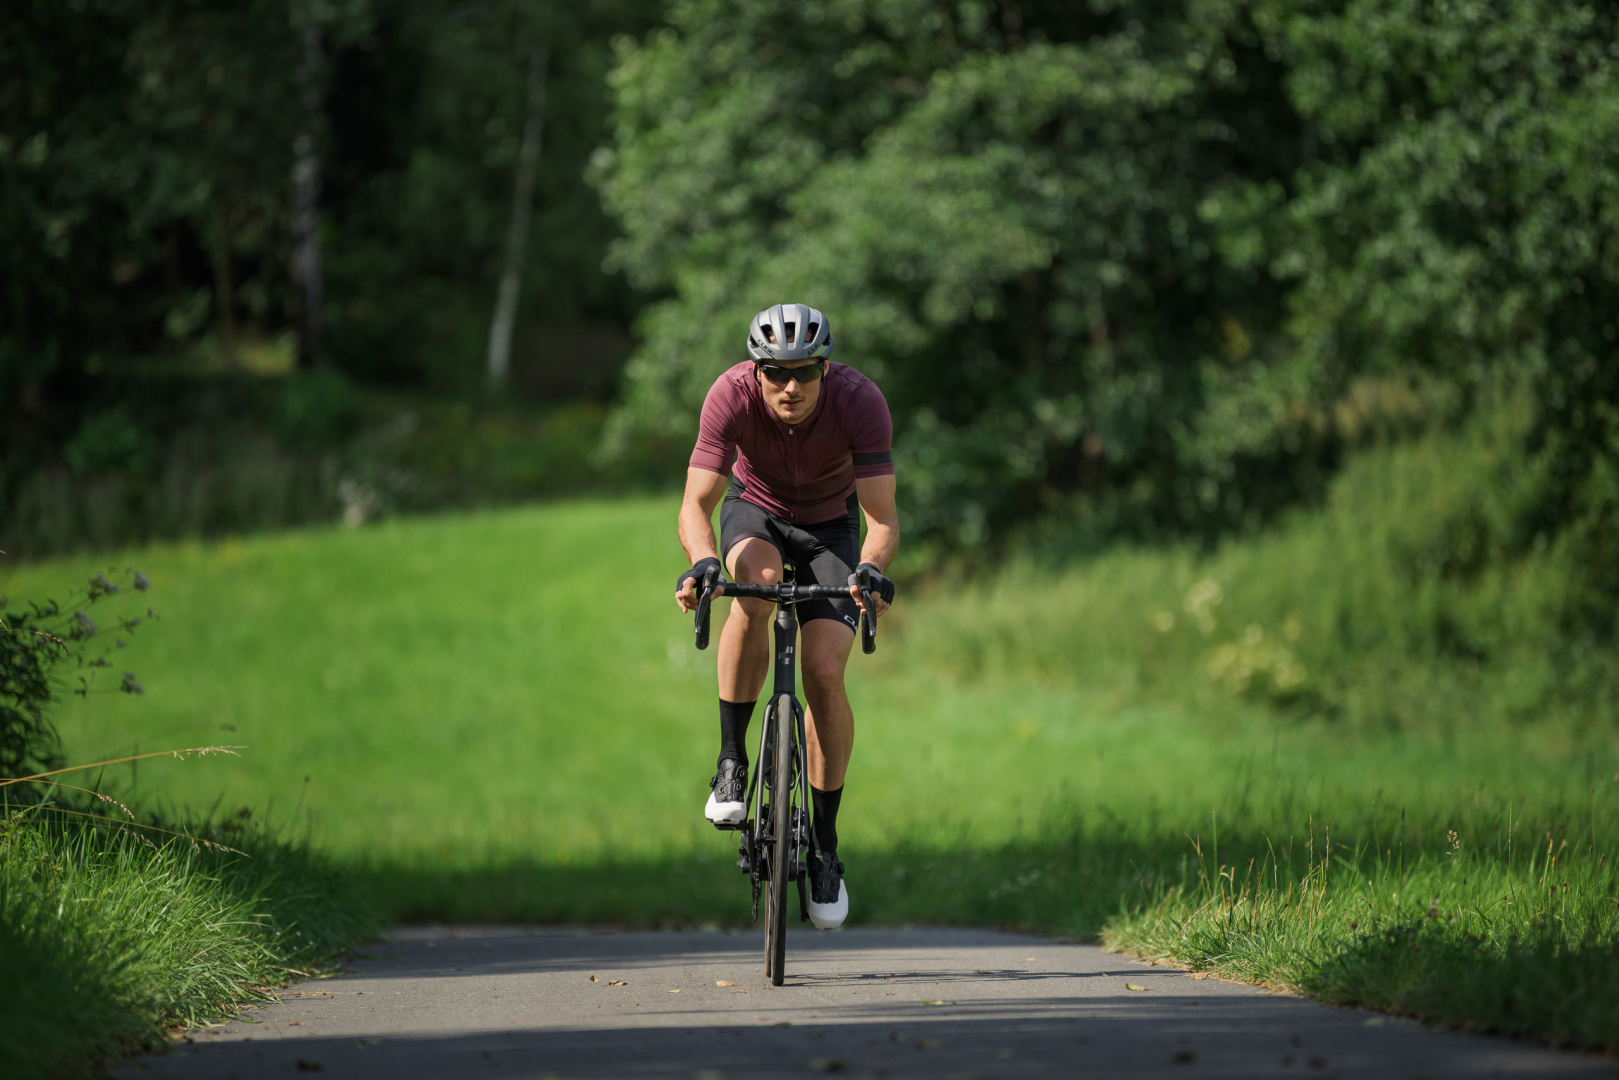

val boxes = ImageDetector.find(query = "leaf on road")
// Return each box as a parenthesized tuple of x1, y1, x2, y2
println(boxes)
(668, 988, 682, 993)
(1015, 958, 1035, 962)
(1125, 983, 1150, 991)
(588, 975, 599, 982)
(1188, 973, 1209, 980)
(608, 980, 627, 986)
(716, 980, 736, 986)
(921, 1000, 954, 1006)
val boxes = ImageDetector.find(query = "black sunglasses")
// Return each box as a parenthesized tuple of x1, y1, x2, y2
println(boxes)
(755, 359, 826, 385)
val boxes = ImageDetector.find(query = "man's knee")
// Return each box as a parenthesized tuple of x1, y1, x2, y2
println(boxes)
(801, 643, 849, 695)
(724, 602, 772, 647)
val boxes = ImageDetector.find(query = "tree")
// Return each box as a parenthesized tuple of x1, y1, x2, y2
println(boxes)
(487, 45, 550, 390)
(597, 0, 1619, 577)
(596, 0, 1306, 546)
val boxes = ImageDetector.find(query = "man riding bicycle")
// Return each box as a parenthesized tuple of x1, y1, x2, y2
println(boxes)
(674, 303, 899, 931)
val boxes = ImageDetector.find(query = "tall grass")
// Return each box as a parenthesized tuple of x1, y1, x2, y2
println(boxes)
(900, 403, 1614, 734)
(1109, 787, 1619, 1047)
(0, 809, 374, 1075)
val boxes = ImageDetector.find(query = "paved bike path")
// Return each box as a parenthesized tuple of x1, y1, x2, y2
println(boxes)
(114, 926, 1610, 1079)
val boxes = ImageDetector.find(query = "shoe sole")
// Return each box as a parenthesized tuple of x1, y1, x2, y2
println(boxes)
(704, 792, 746, 825)
(807, 880, 848, 930)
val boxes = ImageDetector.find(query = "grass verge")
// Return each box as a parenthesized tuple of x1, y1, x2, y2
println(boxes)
(0, 812, 375, 1076)
(3, 419, 1616, 1052)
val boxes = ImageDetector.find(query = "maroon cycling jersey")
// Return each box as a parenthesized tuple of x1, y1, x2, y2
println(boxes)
(689, 361, 894, 524)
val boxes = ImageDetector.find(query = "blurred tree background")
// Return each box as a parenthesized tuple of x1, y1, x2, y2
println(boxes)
(4, 0, 1617, 636)
(2, 0, 664, 552)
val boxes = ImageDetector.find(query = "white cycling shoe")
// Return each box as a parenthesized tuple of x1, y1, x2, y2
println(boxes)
(704, 760, 747, 826)
(806, 852, 848, 929)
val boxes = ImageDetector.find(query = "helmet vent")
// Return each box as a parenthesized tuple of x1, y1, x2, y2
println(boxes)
(784, 321, 797, 343)
(762, 324, 776, 344)
(806, 322, 819, 343)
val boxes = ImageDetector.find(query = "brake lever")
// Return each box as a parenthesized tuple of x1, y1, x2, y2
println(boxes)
(856, 567, 877, 655)
(694, 564, 722, 650)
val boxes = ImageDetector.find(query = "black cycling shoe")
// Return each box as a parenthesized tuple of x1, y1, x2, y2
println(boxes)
(806, 849, 848, 929)
(704, 758, 748, 825)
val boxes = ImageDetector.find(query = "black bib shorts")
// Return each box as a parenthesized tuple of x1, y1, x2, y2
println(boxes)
(719, 484, 861, 631)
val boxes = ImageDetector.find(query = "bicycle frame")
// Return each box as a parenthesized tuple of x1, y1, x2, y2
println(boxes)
(693, 563, 878, 979)
(752, 585, 811, 922)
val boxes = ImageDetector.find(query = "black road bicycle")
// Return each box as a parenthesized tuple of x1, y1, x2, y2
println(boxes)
(692, 562, 879, 986)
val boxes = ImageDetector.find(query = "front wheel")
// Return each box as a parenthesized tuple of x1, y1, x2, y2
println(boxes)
(763, 695, 792, 984)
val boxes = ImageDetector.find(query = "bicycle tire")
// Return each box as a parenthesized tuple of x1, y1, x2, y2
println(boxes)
(763, 695, 792, 984)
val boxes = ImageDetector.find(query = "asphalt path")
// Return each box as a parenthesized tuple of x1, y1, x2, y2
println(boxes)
(113, 926, 1612, 1079)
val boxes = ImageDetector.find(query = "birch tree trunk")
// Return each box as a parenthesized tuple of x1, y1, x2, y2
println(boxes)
(292, 20, 325, 369)
(486, 46, 549, 390)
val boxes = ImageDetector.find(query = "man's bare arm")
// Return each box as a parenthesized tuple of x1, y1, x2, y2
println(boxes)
(675, 467, 729, 612)
(853, 474, 900, 617)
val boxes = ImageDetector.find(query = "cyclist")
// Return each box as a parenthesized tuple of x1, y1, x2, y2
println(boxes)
(674, 303, 898, 930)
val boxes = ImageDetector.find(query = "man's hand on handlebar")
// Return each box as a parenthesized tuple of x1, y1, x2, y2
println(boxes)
(848, 562, 894, 619)
(675, 556, 723, 613)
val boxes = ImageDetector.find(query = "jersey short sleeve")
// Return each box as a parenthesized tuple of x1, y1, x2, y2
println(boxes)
(689, 374, 741, 475)
(845, 376, 895, 479)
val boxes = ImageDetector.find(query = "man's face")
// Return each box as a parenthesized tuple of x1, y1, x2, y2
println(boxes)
(756, 359, 823, 425)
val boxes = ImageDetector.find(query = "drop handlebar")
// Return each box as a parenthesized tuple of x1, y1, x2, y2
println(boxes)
(694, 565, 879, 654)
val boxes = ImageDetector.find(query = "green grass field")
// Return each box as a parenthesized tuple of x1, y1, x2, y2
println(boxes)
(4, 463, 1618, 1049)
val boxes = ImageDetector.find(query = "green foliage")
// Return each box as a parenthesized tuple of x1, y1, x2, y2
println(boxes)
(275, 367, 361, 449)
(2, 0, 657, 406)
(0, 569, 154, 783)
(598, 0, 1619, 572)
(598, 0, 1310, 545)
(0, 816, 374, 1074)
(904, 400, 1616, 732)
(0, 564, 370, 1073)
(1239, 0, 1619, 621)
(63, 408, 159, 479)
(0, 382, 680, 559)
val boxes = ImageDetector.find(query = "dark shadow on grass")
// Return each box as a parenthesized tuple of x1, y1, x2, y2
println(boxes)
(1307, 922, 1619, 1052)
(348, 833, 1177, 936)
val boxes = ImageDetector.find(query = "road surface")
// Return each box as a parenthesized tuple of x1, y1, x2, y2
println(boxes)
(113, 926, 1613, 1078)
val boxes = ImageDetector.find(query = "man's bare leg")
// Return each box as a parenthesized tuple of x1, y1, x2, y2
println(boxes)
(802, 617, 856, 927)
(717, 537, 783, 705)
(801, 619, 857, 790)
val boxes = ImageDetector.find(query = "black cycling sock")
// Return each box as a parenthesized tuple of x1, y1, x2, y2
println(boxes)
(811, 784, 843, 855)
(717, 698, 756, 771)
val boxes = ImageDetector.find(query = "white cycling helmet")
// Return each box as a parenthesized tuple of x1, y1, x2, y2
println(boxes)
(746, 303, 833, 363)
